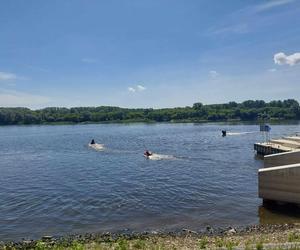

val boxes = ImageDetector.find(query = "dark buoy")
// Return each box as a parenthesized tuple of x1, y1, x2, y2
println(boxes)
(222, 130, 227, 137)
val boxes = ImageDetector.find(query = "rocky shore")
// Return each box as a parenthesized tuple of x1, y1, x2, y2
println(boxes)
(2, 224, 300, 249)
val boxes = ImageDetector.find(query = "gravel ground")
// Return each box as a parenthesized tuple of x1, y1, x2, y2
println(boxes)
(2, 224, 300, 249)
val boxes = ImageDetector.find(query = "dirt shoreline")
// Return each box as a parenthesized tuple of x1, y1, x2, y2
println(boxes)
(2, 224, 300, 249)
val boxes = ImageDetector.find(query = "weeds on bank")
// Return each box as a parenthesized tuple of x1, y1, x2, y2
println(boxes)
(225, 239, 238, 250)
(6, 231, 300, 250)
(198, 236, 241, 250)
(34, 240, 85, 250)
(115, 238, 129, 250)
(5, 237, 164, 250)
(255, 241, 264, 250)
(132, 239, 147, 249)
(288, 232, 300, 242)
(198, 236, 208, 249)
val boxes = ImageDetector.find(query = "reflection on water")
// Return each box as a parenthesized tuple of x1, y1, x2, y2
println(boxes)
(259, 202, 300, 224)
(254, 154, 264, 161)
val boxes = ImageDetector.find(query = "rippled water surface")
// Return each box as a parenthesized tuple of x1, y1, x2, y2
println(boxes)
(1, 123, 300, 241)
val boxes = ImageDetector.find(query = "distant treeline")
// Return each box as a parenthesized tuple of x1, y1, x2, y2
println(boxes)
(0, 99, 300, 125)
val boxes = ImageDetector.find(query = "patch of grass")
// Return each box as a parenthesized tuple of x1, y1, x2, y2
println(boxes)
(245, 244, 253, 250)
(256, 241, 264, 250)
(35, 241, 47, 250)
(198, 237, 208, 249)
(133, 239, 146, 249)
(149, 242, 165, 250)
(115, 238, 129, 250)
(244, 239, 254, 250)
(215, 237, 225, 248)
(70, 241, 84, 250)
(225, 240, 236, 250)
(48, 240, 85, 250)
(288, 232, 300, 242)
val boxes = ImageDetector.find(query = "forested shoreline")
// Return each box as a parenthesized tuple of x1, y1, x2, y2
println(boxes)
(0, 99, 300, 125)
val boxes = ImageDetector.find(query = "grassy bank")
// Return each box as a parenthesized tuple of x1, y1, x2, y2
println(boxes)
(2, 224, 300, 250)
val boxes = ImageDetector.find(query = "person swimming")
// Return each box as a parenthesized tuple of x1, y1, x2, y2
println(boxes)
(90, 139, 95, 144)
(222, 130, 227, 137)
(144, 150, 152, 157)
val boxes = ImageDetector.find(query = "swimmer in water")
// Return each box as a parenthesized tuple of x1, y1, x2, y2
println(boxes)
(144, 150, 152, 157)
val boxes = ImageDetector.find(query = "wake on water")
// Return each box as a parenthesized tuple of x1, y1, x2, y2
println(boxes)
(145, 153, 176, 161)
(87, 144, 176, 161)
(89, 143, 105, 151)
(86, 141, 183, 161)
(226, 131, 258, 136)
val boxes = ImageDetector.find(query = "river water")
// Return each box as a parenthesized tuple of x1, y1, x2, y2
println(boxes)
(1, 123, 300, 241)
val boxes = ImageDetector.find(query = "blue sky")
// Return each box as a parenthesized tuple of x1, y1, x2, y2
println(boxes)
(0, 0, 300, 109)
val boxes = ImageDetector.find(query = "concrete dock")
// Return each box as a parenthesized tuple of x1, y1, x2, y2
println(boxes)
(258, 141, 300, 205)
(284, 136, 300, 143)
(259, 162, 300, 205)
(264, 150, 300, 168)
(254, 135, 300, 155)
(254, 142, 292, 155)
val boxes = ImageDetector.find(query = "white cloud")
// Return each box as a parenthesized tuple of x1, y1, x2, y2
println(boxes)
(137, 85, 146, 91)
(0, 72, 18, 81)
(209, 70, 219, 78)
(128, 84, 146, 93)
(254, 0, 295, 13)
(268, 68, 277, 72)
(128, 87, 136, 92)
(0, 90, 51, 108)
(274, 52, 300, 66)
(81, 58, 97, 63)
